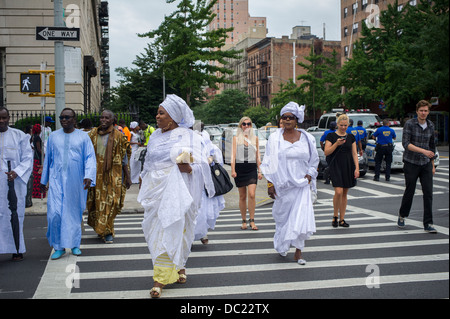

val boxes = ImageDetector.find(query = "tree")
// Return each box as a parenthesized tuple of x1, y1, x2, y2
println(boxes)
(139, 0, 241, 106)
(244, 106, 271, 128)
(194, 89, 250, 124)
(339, 0, 449, 116)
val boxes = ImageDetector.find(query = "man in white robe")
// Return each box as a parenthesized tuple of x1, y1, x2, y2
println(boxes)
(0, 107, 33, 261)
(40, 108, 97, 259)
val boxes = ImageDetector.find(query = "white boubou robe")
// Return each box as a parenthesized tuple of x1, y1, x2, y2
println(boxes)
(194, 131, 226, 241)
(0, 128, 33, 254)
(40, 129, 97, 250)
(138, 127, 215, 270)
(260, 128, 319, 254)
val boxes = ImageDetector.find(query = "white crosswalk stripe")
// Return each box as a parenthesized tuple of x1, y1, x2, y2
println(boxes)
(34, 168, 449, 299)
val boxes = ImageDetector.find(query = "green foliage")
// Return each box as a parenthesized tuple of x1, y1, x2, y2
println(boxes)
(243, 106, 271, 127)
(139, 0, 241, 106)
(339, 0, 449, 116)
(194, 89, 250, 124)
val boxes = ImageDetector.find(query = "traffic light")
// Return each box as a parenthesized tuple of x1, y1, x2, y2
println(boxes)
(49, 74, 55, 94)
(20, 73, 41, 93)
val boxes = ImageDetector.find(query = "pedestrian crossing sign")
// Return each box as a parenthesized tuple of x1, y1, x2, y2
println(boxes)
(20, 73, 41, 93)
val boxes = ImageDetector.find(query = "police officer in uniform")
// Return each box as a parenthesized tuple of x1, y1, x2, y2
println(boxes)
(356, 120, 368, 150)
(372, 119, 396, 181)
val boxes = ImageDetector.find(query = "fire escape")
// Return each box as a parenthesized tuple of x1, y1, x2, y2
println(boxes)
(99, 1, 110, 108)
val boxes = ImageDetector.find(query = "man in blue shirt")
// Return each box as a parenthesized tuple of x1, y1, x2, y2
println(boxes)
(347, 119, 363, 156)
(372, 119, 396, 181)
(356, 120, 368, 150)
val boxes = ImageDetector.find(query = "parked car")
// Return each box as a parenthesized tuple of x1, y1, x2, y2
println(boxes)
(258, 126, 278, 140)
(365, 127, 440, 171)
(221, 127, 266, 164)
(309, 131, 328, 179)
(203, 125, 222, 150)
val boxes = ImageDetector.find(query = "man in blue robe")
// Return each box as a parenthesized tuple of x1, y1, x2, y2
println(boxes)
(40, 108, 97, 260)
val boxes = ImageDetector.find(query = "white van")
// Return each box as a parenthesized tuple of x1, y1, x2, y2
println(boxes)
(318, 109, 381, 129)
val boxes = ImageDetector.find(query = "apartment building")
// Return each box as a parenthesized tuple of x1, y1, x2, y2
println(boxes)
(341, 0, 416, 65)
(209, 0, 267, 46)
(247, 36, 341, 108)
(0, 0, 109, 121)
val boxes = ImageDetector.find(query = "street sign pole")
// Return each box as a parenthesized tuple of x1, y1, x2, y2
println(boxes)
(40, 61, 47, 159)
(54, 0, 65, 130)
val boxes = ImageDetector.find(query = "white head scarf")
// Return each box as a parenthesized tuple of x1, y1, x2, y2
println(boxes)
(280, 102, 306, 123)
(160, 94, 195, 128)
(130, 121, 138, 129)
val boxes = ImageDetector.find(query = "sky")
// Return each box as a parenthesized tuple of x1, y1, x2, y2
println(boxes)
(107, 0, 341, 87)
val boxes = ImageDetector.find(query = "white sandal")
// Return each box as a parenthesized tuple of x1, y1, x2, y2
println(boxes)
(297, 259, 306, 265)
(150, 286, 162, 298)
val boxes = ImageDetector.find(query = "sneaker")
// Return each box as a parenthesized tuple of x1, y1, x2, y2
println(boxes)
(424, 224, 437, 233)
(397, 216, 405, 228)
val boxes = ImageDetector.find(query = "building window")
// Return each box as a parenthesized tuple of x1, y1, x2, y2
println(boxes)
(344, 27, 348, 37)
(344, 7, 348, 18)
(352, 2, 358, 14)
(353, 22, 359, 34)
(344, 46, 349, 57)
(409, 0, 417, 6)
(362, 0, 368, 10)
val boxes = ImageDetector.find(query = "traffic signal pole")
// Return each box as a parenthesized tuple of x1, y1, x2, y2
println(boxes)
(54, 0, 65, 130)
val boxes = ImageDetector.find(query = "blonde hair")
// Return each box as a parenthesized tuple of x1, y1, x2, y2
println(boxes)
(236, 116, 256, 145)
(337, 114, 349, 124)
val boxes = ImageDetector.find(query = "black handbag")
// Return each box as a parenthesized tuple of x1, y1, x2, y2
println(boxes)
(207, 163, 234, 197)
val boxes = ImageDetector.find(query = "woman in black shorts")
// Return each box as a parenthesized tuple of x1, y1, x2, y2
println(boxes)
(231, 117, 263, 230)
(324, 114, 360, 228)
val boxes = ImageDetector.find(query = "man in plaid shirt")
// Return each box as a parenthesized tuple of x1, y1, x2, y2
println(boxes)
(398, 100, 437, 233)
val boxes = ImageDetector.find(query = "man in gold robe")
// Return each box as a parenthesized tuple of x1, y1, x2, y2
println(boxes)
(87, 110, 132, 243)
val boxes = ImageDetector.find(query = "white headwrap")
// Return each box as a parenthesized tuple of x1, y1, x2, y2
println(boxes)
(160, 94, 195, 128)
(130, 121, 138, 129)
(280, 102, 306, 123)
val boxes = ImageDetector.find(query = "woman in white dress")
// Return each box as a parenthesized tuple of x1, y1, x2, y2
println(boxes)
(261, 102, 319, 265)
(129, 121, 140, 184)
(137, 94, 214, 298)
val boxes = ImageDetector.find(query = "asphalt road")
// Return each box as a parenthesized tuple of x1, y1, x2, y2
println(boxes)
(0, 151, 448, 303)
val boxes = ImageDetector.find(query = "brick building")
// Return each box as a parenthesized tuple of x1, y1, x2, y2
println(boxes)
(246, 36, 341, 108)
(341, 0, 415, 66)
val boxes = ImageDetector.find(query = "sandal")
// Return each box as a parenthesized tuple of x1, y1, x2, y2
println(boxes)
(339, 219, 349, 227)
(332, 216, 338, 228)
(241, 219, 248, 230)
(150, 286, 162, 298)
(12, 253, 23, 262)
(249, 219, 258, 231)
(177, 270, 187, 284)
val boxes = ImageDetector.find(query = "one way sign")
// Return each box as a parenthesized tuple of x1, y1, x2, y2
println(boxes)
(36, 26, 80, 41)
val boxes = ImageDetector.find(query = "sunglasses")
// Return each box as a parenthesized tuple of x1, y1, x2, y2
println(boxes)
(241, 122, 252, 127)
(281, 115, 296, 121)
(59, 116, 74, 120)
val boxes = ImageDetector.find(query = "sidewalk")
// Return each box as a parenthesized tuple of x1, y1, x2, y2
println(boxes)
(25, 164, 273, 216)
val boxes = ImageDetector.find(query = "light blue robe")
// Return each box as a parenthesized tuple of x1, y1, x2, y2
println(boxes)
(41, 129, 96, 250)
(0, 128, 33, 254)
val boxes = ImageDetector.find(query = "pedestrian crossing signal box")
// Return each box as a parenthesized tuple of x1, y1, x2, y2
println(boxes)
(20, 73, 41, 93)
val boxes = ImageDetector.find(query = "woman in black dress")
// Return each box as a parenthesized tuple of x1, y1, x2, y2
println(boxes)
(324, 114, 359, 228)
(231, 117, 262, 230)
